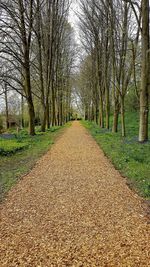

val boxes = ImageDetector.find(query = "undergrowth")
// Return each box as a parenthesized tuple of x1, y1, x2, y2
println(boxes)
(82, 113, 150, 199)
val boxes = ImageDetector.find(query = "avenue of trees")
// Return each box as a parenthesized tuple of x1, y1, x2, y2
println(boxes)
(77, 0, 150, 142)
(0, 0, 75, 135)
(0, 0, 149, 143)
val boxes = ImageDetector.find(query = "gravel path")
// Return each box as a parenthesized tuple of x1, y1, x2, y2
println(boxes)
(0, 122, 150, 267)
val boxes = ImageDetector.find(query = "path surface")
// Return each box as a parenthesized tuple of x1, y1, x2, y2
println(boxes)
(0, 122, 150, 267)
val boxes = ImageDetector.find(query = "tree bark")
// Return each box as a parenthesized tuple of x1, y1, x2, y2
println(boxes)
(99, 93, 104, 128)
(46, 100, 50, 129)
(85, 104, 88, 120)
(4, 83, 9, 129)
(36, 0, 46, 132)
(105, 85, 110, 129)
(19, 0, 35, 135)
(113, 109, 119, 133)
(27, 96, 35, 136)
(25, 64, 35, 135)
(21, 94, 24, 128)
(52, 83, 56, 126)
(41, 106, 47, 132)
(121, 96, 126, 137)
(139, 0, 149, 142)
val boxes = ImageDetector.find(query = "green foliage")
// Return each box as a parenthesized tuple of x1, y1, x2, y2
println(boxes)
(0, 126, 62, 156)
(0, 125, 65, 201)
(125, 86, 139, 112)
(0, 139, 28, 156)
(82, 113, 150, 199)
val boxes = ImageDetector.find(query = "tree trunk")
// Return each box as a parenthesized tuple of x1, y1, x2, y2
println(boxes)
(121, 96, 126, 137)
(85, 104, 88, 120)
(41, 108, 46, 132)
(112, 70, 119, 133)
(112, 109, 119, 133)
(99, 94, 104, 128)
(91, 103, 95, 121)
(96, 105, 99, 124)
(139, 0, 149, 142)
(105, 85, 110, 129)
(46, 100, 50, 129)
(52, 85, 56, 126)
(59, 100, 63, 126)
(27, 97, 35, 136)
(25, 56, 35, 135)
(18, 0, 35, 135)
(4, 83, 9, 129)
(36, 0, 46, 132)
(21, 95, 24, 128)
(41, 105, 46, 132)
(112, 93, 120, 133)
(139, 92, 149, 142)
(25, 67, 35, 135)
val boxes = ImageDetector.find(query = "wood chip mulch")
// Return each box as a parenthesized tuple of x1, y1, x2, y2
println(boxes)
(0, 122, 150, 266)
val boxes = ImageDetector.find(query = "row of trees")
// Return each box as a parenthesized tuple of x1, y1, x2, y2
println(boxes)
(77, 0, 149, 142)
(0, 0, 75, 135)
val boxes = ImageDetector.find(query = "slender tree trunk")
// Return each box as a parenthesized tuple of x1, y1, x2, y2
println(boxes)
(139, 0, 149, 142)
(95, 98, 99, 125)
(95, 103, 99, 124)
(112, 69, 120, 133)
(59, 100, 63, 126)
(27, 96, 35, 135)
(112, 92, 120, 133)
(41, 105, 47, 132)
(25, 66, 35, 135)
(85, 104, 88, 120)
(23, 53, 35, 135)
(91, 103, 95, 121)
(121, 96, 126, 137)
(113, 109, 119, 133)
(59, 81, 63, 126)
(104, 8, 110, 129)
(52, 85, 56, 126)
(4, 83, 9, 129)
(66, 87, 71, 122)
(19, 0, 35, 135)
(99, 93, 104, 128)
(105, 85, 110, 129)
(21, 95, 24, 128)
(36, 0, 46, 132)
(46, 100, 50, 128)
(27, 95, 35, 136)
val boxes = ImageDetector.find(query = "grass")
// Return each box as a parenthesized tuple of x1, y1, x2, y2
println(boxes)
(0, 139, 29, 156)
(0, 124, 70, 201)
(82, 112, 150, 199)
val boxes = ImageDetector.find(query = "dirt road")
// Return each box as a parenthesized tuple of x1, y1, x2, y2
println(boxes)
(0, 122, 149, 266)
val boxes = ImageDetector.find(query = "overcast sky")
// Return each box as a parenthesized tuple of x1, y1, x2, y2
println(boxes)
(68, 1, 80, 44)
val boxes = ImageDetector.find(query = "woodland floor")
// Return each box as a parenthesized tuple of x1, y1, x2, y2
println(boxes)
(0, 121, 150, 267)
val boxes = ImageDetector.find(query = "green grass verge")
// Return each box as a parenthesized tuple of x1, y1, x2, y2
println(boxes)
(0, 139, 29, 156)
(81, 113, 150, 199)
(0, 124, 70, 201)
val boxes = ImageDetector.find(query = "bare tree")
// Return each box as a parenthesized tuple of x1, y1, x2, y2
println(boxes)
(0, 0, 36, 135)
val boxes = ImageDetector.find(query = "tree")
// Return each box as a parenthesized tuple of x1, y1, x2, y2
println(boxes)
(0, 0, 36, 135)
(139, 0, 149, 142)
(0, 0, 75, 133)
(77, 0, 149, 140)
